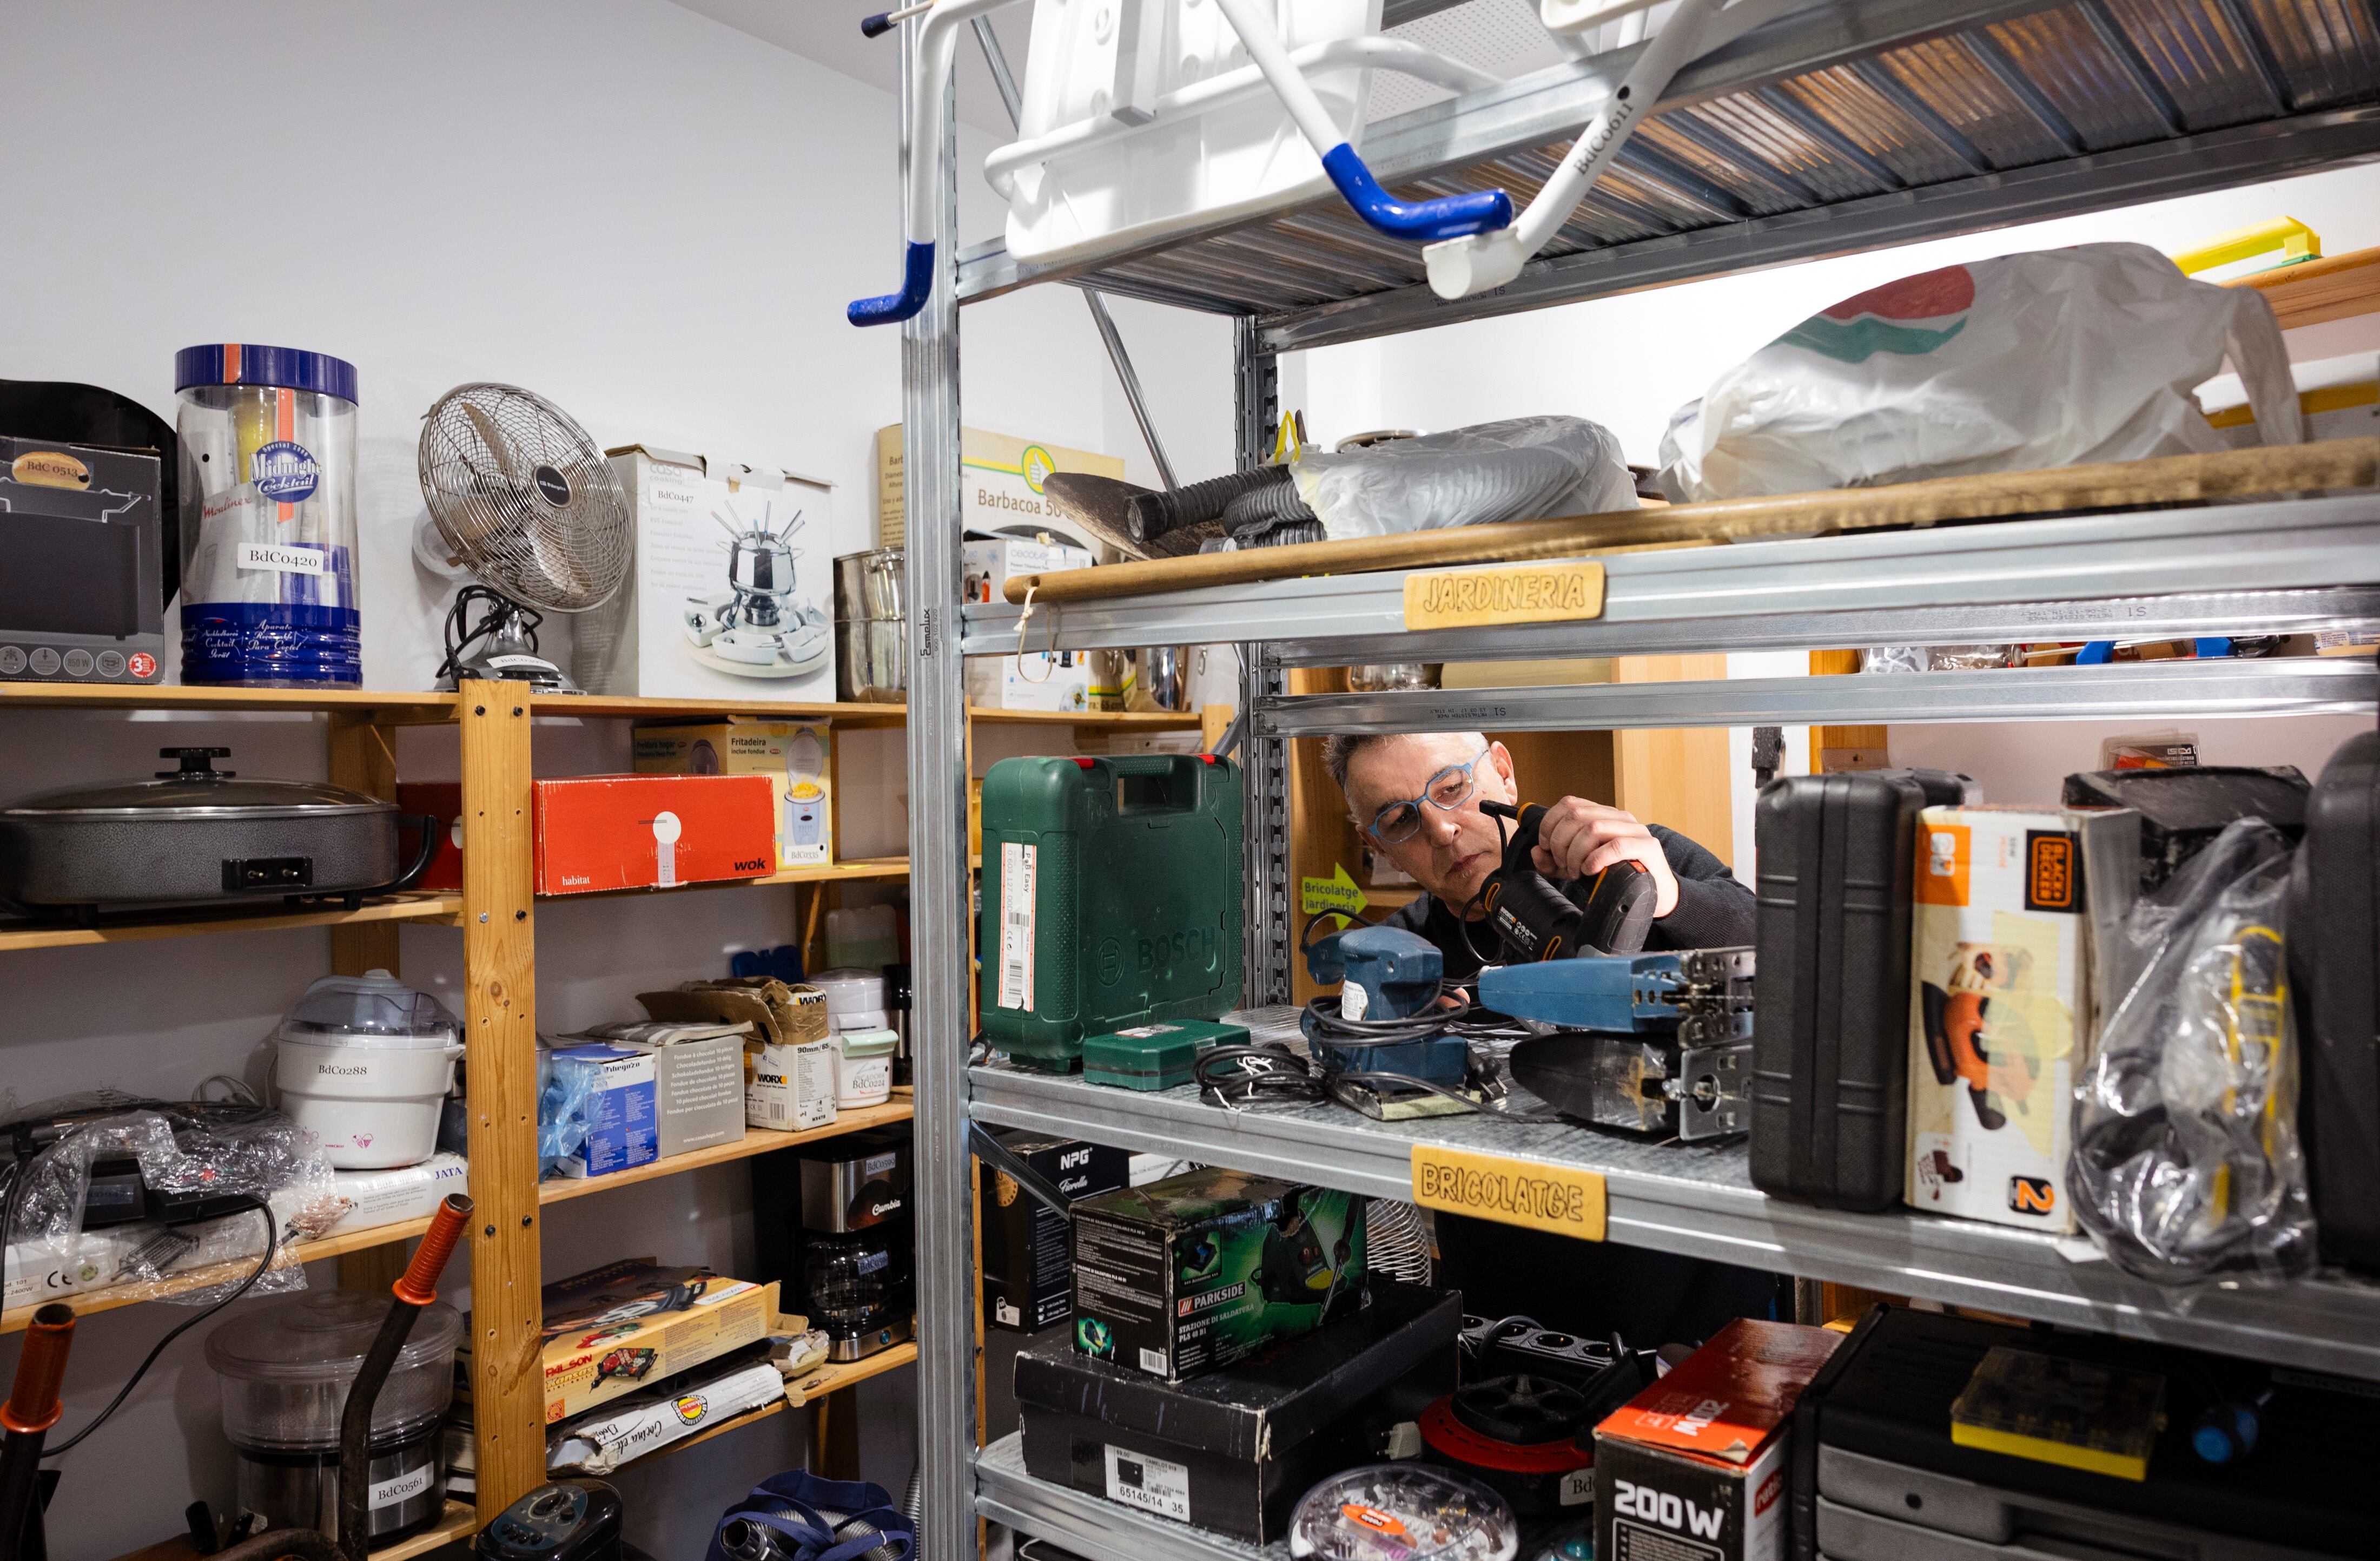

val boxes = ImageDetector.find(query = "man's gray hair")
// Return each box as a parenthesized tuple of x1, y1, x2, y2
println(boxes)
(1320, 732, 1489, 796)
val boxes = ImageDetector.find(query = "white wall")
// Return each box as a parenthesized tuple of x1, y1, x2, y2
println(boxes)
(0, 4, 1226, 1559)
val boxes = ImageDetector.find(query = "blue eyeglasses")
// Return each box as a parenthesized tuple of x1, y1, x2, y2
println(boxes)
(1365, 747, 1492, 844)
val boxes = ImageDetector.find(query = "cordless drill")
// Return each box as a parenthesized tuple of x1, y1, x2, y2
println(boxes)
(1477, 799, 1658, 962)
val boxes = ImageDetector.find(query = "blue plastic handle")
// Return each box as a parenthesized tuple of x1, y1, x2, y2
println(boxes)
(1321, 143, 1512, 243)
(861, 10, 894, 36)
(848, 241, 936, 327)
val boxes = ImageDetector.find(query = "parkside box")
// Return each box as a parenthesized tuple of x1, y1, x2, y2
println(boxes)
(577, 446, 835, 701)
(1905, 805, 2094, 1233)
(1594, 1319, 1839, 1561)
(632, 719, 834, 868)
(979, 754, 1242, 1072)
(1071, 1169, 1365, 1381)
(875, 424, 1123, 549)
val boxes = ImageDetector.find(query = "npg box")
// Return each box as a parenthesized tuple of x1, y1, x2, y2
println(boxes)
(979, 754, 1242, 1072)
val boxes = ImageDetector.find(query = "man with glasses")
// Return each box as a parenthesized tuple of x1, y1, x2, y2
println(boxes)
(1320, 730, 1782, 1345)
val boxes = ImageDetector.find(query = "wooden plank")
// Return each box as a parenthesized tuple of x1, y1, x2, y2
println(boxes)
(534, 1099, 916, 1204)
(1001, 438, 2380, 605)
(0, 682, 456, 721)
(1809, 649, 1887, 774)
(558, 694, 907, 727)
(0, 893, 464, 954)
(1287, 668, 1362, 1009)
(2230, 245, 2380, 330)
(460, 681, 545, 1522)
(328, 710, 410, 1300)
(105, 1500, 475, 1561)
(979, 707, 1198, 729)
(3, 1216, 436, 1335)
(536, 857, 911, 903)
(782, 1339, 918, 1408)
(1611, 656, 1735, 866)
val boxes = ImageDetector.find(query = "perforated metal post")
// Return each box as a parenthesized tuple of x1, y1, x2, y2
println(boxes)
(903, 19, 976, 1555)
(1234, 321, 1292, 1006)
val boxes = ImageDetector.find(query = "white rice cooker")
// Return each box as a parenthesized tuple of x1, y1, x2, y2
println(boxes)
(275, 970, 461, 1169)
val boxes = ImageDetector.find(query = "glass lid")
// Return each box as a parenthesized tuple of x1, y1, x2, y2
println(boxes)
(4, 748, 392, 816)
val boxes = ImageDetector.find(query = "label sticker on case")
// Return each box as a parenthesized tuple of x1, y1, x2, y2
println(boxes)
(1105, 1444, 1190, 1522)
(999, 842, 1036, 1010)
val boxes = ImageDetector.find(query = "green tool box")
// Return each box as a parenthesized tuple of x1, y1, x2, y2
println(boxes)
(979, 753, 1243, 1072)
(1083, 1018, 1250, 1090)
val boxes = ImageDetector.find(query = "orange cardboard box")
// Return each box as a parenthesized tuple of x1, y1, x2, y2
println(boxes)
(1594, 1319, 1840, 1561)
(531, 774, 776, 894)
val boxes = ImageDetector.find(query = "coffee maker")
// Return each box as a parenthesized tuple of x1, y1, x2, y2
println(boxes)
(791, 1127, 914, 1361)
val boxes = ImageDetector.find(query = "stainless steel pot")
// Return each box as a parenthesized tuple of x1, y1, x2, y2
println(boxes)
(834, 549, 906, 703)
(1126, 646, 1192, 712)
(1347, 663, 1443, 693)
(0, 747, 439, 918)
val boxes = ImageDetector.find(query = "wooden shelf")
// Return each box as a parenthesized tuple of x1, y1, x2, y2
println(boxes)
(536, 858, 910, 904)
(536, 1097, 915, 1205)
(3, 1213, 439, 1336)
(376, 1503, 479, 1561)
(0, 683, 460, 720)
(551, 693, 909, 727)
(619, 1340, 920, 1473)
(0, 892, 466, 954)
(971, 706, 1201, 728)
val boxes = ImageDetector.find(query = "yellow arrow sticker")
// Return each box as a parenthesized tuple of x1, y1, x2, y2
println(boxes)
(1410, 1144, 1608, 1240)
(1301, 862, 1369, 918)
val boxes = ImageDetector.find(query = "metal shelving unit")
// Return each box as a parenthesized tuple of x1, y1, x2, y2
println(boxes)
(889, 2, 2380, 1555)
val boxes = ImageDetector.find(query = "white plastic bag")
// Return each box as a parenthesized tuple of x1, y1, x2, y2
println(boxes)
(1293, 415, 1637, 539)
(1659, 242, 2302, 502)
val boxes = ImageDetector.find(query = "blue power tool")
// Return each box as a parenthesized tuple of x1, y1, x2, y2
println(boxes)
(1479, 947, 1755, 1141)
(1300, 923, 1471, 1086)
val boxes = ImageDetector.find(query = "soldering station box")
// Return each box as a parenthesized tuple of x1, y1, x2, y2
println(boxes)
(978, 753, 1243, 1072)
(1019, 1282, 1459, 1544)
(1070, 1168, 1366, 1382)
(982, 1129, 1130, 1334)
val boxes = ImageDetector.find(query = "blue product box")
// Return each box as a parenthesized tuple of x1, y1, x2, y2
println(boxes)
(548, 1044, 658, 1178)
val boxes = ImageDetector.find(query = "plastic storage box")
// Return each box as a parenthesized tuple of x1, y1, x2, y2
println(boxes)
(979, 754, 1243, 1072)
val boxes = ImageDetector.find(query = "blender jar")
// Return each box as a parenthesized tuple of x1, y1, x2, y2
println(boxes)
(174, 344, 360, 686)
(803, 1231, 891, 1342)
(206, 1289, 462, 1543)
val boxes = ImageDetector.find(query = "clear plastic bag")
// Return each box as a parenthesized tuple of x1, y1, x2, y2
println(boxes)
(1658, 243, 2302, 502)
(2069, 819, 2313, 1286)
(1, 1091, 338, 1306)
(1292, 416, 1636, 540)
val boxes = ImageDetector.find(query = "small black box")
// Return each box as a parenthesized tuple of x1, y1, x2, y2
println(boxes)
(981, 1130, 1128, 1333)
(0, 435, 166, 684)
(1016, 1282, 1459, 1545)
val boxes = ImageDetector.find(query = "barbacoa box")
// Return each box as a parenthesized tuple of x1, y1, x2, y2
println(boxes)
(1595, 1319, 1840, 1561)
(462, 1260, 779, 1425)
(1019, 1283, 1458, 1544)
(1905, 805, 2095, 1233)
(982, 1130, 1130, 1334)
(1072, 1169, 1365, 1381)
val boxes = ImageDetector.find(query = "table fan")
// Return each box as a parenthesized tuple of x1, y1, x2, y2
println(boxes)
(415, 383, 633, 693)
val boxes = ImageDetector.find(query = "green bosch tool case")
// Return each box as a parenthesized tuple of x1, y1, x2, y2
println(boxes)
(979, 753, 1243, 1072)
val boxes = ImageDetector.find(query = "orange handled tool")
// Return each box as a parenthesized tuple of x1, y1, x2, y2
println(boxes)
(1, 1304, 77, 1561)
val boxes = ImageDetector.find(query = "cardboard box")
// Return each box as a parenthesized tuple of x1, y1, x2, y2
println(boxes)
(466, 1261, 778, 1424)
(546, 1044, 657, 1178)
(632, 719, 834, 869)
(1594, 1319, 1839, 1561)
(1072, 1169, 1365, 1381)
(964, 535, 1098, 711)
(0, 436, 166, 685)
(1016, 1283, 1460, 1545)
(876, 424, 1123, 551)
(577, 445, 835, 701)
(395, 782, 464, 893)
(638, 979, 838, 1131)
(579, 1020, 750, 1158)
(983, 1130, 1130, 1333)
(1905, 805, 2095, 1231)
(531, 773, 776, 894)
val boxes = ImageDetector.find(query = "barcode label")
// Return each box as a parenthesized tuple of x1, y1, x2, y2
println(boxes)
(1139, 1347, 1167, 1375)
(998, 842, 1036, 1011)
(1103, 1444, 1190, 1523)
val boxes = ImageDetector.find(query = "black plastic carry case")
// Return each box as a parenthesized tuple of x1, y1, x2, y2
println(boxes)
(2292, 725, 2380, 1273)
(1750, 768, 1968, 1211)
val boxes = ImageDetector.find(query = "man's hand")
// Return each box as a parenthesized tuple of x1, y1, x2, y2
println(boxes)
(1530, 797, 1680, 918)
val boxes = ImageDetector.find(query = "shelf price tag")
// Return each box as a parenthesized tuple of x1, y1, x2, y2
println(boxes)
(1410, 1144, 1607, 1240)
(1404, 561, 1605, 631)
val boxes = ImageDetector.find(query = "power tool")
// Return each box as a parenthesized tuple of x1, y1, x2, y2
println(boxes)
(1299, 922, 1472, 1088)
(1480, 949, 1755, 1141)
(1472, 799, 1659, 963)
(1252, 1196, 1351, 1307)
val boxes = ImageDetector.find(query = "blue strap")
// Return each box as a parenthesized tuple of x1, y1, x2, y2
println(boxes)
(849, 242, 936, 326)
(1320, 144, 1512, 243)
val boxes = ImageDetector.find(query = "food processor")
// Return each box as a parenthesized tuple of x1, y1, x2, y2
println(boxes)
(274, 970, 462, 1169)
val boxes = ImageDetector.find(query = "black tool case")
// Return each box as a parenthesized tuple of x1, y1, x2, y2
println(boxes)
(2061, 765, 2309, 889)
(1750, 768, 1968, 1210)
(1791, 1306, 2373, 1561)
(2292, 723, 2380, 1272)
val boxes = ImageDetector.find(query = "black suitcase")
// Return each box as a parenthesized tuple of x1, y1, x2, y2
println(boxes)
(2292, 727, 2380, 1272)
(1750, 768, 1969, 1211)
